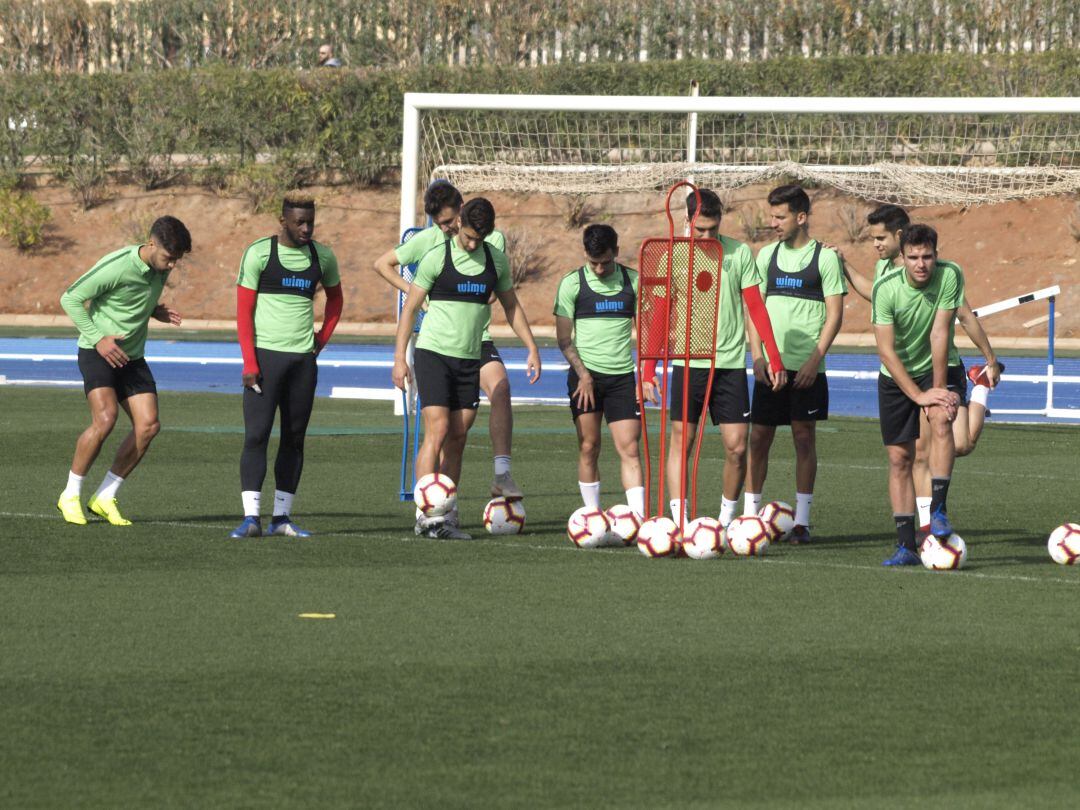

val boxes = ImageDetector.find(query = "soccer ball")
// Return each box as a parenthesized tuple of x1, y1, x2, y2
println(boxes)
(919, 533, 968, 570)
(636, 516, 681, 558)
(682, 517, 725, 560)
(1047, 523, 1080, 565)
(759, 500, 795, 542)
(413, 473, 457, 517)
(726, 515, 770, 557)
(567, 506, 611, 548)
(605, 504, 642, 546)
(483, 497, 526, 535)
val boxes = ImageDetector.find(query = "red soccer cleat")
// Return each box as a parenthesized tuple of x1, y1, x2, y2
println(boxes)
(967, 361, 1005, 387)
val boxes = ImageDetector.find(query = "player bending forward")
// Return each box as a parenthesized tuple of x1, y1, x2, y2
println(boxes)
(872, 224, 962, 566)
(57, 216, 192, 526)
(374, 180, 522, 499)
(554, 225, 645, 517)
(393, 198, 541, 539)
(840, 204, 1001, 536)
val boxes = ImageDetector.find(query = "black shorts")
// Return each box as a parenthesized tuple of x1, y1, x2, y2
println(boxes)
(567, 368, 640, 424)
(480, 340, 504, 367)
(668, 366, 750, 426)
(878, 364, 968, 446)
(77, 348, 157, 401)
(414, 348, 481, 411)
(750, 372, 829, 426)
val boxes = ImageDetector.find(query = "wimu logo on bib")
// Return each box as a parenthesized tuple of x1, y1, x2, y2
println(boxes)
(595, 300, 626, 313)
(282, 277, 313, 291)
(774, 276, 804, 290)
(457, 281, 488, 296)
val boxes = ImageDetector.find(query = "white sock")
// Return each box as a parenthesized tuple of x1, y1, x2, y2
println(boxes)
(744, 491, 762, 517)
(494, 455, 511, 476)
(719, 497, 738, 527)
(669, 499, 688, 522)
(63, 471, 84, 499)
(625, 486, 645, 517)
(795, 492, 813, 527)
(94, 471, 124, 501)
(273, 490, 294, 518)
(242, 491, 261, 518)
(579, 481, 601, 509)
(916, 496, 932, 528)
(970, 385, 990, 408)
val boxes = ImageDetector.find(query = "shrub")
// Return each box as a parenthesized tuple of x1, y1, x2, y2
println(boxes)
(0, 189, 51, 250)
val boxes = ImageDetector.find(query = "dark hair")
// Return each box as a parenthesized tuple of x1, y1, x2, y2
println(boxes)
(767, 184, 810, 215)
(686, 188, 722, 221)
(867, 204, 910, 233)
(282, 193, 315, 215)
(900, 223, 938, 252)
(149, 216, 191, 255)
(582, 224, 618, 257)
(460, 197, 496, 238)
(424, 181, 464, 217)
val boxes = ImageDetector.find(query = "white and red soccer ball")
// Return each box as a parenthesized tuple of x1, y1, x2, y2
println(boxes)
(567, 506, 611, 548)
(726, 515, 770, 557)
(1047, 523, 1080, 565)
(605, 504, 642, 546)
(413, 473, 457, 517)
(483, 497, 526, 535)
(636, 516, 681, 558)
(919, 533, 968, 570)
(682, 517, 725, 560)
(759, 501, 795, 542)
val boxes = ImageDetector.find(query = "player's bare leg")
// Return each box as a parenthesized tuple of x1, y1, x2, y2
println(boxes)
(882, 440, 921, 566)
(789, 420, 817, 542)
(718, 422, 749, 526)
(574, 411, 602, 507)
(482, 360, 521, 499)
(59, 387, 120, 524)
(665, 420, 694, 522)
(926, 404, 957, 538)
(958, 403, 982, 455)
(745, 423, 776, 515)
(439, 407, 478, 489)
(609, 418, 643, 492)
(417, 406, 452, 480)
(85, 391, 159, 526)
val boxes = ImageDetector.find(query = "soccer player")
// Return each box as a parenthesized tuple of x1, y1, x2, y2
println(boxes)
(744, 184, 847, 543)
(56, 216, 192, 525)
(554, 224, 644, 516)
(872, 224, 962, 566)
(839, 204, 1002, 533)
(231, 194, 344, 538)
(640, 189, 785, 527)
(374, 181, 522, 499)
(392, 198, 541, 539)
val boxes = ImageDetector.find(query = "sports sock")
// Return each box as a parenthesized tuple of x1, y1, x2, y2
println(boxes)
(795, 492, 813, 526)
(916, 496, 932, 527)
(625, 486, 645, 517)
(930, 477, 950, 514)
(970, 385, 990, 408)
(894, 513, 917, 551)
(578, 481, 600, 509)
(719, 497, 738, 527)
(63, 471, 84, 499)
(241, 491, 261, 518)
(93, 471, 124, 501)
(743, 491, 762, 517)
(273, 490, 294, 518)
(670, 499, 688, 523)
(494, 455, 512, 476)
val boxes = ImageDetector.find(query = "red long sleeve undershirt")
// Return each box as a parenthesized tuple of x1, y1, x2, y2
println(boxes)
(316, 283, 344, 350)
(236, 283, 345, 376)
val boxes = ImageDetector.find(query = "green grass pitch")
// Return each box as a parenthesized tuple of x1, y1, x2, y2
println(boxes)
(2, 388, 1078, 808)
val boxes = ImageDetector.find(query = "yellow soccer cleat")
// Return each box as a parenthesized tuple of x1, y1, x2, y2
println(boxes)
(87, 495, 132, 526)
(56, 493, 88, 525)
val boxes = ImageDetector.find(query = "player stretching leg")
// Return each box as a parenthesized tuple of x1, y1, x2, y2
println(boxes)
(554, 225, 645, 516)
(640, 189, 785, 527)
(839, 204, 1002, 534)
(231, 195, 344, 538)
(374, 181, 522, 503)
(57, 217, 192, 525)
(744, 185, 846, 544)
(393, 198, 540, 539)
(872, 225, 962, 566)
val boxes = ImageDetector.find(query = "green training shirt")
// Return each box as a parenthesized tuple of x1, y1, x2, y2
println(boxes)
(553, 264, 639, 375)
(396, 226, 505, 343)
(413, 239, 513, 360)
(60, 244, 168, 360)
(871, 261, 964, 378)
(237, 237, 341, 354)
(876, 259, 963, 367)
(874, 256, 902, 282)
(755, 239, 847, 373)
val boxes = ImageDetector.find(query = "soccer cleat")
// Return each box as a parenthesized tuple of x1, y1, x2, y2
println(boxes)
(930, 507, 953, 539)
(229, 516, 263, 538)
(882, 545, 922, 567)
(267, 517, 311, 538)
(87, 495, 132, 526)
(416, 515, 473, 540)
(789, 525, 812, 544)
(490, 472, 524, 500)
(967, 361, 1005, 387)
(56, 493, 87, 525)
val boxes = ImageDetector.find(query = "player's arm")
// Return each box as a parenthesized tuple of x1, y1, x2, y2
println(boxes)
(556, 315, 593, 411)
(834, 247, 873, 302)
(235, 244, 265, 388)
(496, 288, 541, 384)
(956, 300, 1000, 387)
(392, 283, 428, 390)
(60, 260, 128, 368)
(929, 307, 954, 391)
(373, 247, 412, 296)
(152, 303, 182, 325)
(743, 286, 787, 391)
(874, 323, 956, 411)
(794, 293, 843, 390)
(314, 284, 343, 355)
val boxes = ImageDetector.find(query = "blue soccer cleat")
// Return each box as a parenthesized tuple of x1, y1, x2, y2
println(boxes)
(229, 516, 262, 538)
(930, 508, 953, 539)
(267, 517, 312, 538)
(883, 545, 922, 567)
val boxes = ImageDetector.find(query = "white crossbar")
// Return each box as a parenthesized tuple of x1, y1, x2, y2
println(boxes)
(970, 285, 1061, 319)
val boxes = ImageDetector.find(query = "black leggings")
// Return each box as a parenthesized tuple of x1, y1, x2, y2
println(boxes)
(241, 348, 318, 493)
